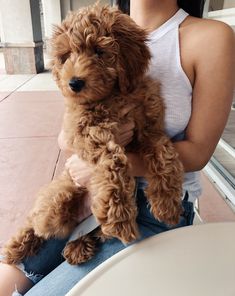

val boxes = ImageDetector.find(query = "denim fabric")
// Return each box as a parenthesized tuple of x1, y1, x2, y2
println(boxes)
(15, 189, 194, 296)
(12, 291, 22, 296)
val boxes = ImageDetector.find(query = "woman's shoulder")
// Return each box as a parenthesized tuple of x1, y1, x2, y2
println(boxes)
(181, 16, 234, 46)
(178, 15, 235, 87)
(180, 16, 235, 65)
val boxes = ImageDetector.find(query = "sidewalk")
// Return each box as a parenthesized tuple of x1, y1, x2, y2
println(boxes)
(0, 63, 69, 248)
(0, 55, 234, 249)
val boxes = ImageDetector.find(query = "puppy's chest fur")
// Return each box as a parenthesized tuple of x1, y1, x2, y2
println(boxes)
(63, 78, 164, 157)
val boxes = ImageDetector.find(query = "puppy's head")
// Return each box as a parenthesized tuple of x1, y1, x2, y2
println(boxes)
(50, 4, 151, 104)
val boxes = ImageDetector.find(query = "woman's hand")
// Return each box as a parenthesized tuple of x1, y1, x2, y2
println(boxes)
(58, 130, 72, 153)
(66, 155, 93, 221)
(65, 154, 93, 187)
(114, 104, 136, 147)
(115, 121, 135, 147)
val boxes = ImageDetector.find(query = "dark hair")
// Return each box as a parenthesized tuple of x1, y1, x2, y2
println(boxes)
(178, 0, 206, 18)
(115, 0, 206, 18)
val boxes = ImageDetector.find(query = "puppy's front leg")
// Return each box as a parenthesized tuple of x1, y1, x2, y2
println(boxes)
(92, 146, 139, 243)
(142, 136, 184, 225)
(83, 133, 139, 243)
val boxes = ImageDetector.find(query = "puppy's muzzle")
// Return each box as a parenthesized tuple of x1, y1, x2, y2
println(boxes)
(69, 77, 85, 93)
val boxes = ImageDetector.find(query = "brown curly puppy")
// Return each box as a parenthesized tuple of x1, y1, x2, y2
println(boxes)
(3, 3, 183, 266)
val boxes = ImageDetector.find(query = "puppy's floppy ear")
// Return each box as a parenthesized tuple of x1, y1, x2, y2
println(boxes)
(48, 23, 72, 86)
(50, 25, 71, 65)
(111, 11, 151, 94)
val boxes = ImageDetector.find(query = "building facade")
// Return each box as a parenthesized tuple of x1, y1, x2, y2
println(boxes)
(0, 0, 109, 74)
(0, 0, 235, 74)
(205, 0, 235, 30)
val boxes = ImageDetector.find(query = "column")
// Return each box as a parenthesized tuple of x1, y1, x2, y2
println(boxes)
(0, 0, 44, 74)
(41, 0, 61, 46)
(203, 0, 210, 17)
(60, 0, 72, 20)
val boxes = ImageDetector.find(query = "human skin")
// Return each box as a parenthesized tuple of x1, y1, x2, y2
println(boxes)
(129, 0, 235, 175)
(0, 1, 234, 295)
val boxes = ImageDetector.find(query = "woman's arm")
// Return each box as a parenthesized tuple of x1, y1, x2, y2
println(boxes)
(128, 21, 235, 176)
(175, 21, 235, 172)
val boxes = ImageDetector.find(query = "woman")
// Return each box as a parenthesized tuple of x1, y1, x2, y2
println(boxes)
(0, 0, 234, 295)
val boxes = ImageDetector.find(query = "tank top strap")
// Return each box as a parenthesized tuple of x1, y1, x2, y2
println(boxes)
(148, 9, 189, 41)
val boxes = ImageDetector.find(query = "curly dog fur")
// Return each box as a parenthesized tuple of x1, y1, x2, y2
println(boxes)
(3, 4, 184, 266)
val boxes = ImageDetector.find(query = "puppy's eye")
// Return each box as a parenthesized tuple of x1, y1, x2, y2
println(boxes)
(60, 52, 70, 64)
(94, 47, 104, 57)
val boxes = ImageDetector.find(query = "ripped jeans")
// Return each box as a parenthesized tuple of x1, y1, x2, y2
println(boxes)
(2, 189, 195, 296)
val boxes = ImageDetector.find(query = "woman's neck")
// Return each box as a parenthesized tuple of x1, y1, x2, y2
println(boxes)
(130, 0, 179, 32)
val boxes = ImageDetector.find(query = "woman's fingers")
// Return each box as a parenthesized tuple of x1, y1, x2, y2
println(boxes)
(118, 130, 134, 147)
(65, 154, 92, 187)
(119, 103, 137, 117)
(65, 154, 81, 169)
(122, 138, 132, 147)
(122, 130, 134, 141)
(118, 121, 135, 135)
(114, 121, 135, 147)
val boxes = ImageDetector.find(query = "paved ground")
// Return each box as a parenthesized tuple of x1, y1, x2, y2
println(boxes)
(0, 65, 70, 248)
(0, 53, 234, 249)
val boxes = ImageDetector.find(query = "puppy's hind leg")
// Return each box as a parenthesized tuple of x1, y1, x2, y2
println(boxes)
(2, 223, 44, 265)
(63, 232, 100, 265)
(31, 170, 88, 240)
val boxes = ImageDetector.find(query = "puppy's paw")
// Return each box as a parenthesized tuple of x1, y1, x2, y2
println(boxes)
(3, 228, 44, 265)
(102, 219, 139, 244)
(63, 235, 99, 265)
(151, 201, 182, 226)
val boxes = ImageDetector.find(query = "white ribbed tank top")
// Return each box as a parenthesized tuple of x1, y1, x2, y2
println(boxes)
(138, 9, 202, 202)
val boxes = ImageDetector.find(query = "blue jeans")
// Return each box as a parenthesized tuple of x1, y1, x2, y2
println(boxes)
(14, 189, 195, 296)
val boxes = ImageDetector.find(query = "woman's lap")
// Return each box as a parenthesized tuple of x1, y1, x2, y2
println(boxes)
(19, 189, 194, 295)
(24, 226, 165, 296)
(24, 237, 126, 295)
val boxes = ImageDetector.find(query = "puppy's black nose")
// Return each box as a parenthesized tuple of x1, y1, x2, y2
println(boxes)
(69, 77, 85, 92)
